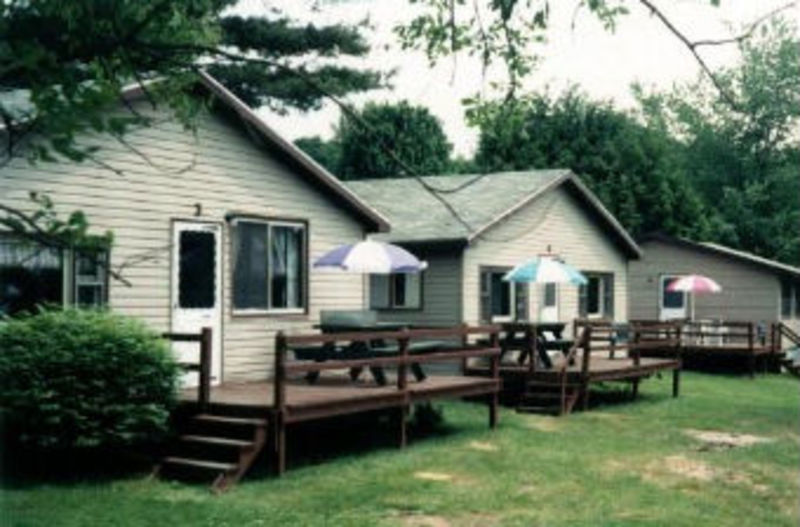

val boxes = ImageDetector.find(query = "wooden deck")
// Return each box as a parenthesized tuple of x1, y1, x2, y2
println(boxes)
(181, 374, 499, 423)
(469, 356, 679, 383)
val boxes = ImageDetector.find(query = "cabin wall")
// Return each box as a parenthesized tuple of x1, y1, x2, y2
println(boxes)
(628, 241, 781, 324)
(0, 103, 368, 381)
(461, 185, 630, 330)
(374, 250, 463, 327)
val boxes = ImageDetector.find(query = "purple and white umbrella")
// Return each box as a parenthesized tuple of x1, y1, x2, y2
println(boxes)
(314, 240, 427, 274)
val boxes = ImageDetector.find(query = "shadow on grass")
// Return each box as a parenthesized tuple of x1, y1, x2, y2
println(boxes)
(1, 403, 466, 488)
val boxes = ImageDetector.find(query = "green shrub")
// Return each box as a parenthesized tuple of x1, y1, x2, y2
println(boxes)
(0, 309, 179, 448)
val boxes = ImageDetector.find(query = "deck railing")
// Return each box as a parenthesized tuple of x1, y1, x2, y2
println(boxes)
(272, 325, 502, 474)
(275, 325, 501, 397)
(162, 327, 212, 410)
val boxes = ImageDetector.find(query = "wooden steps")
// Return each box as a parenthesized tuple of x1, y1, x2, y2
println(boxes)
(155, 411, 269, 492)
(516, 379, 583, 416)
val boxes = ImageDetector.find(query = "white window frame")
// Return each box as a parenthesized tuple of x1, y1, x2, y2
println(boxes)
(480, 267, 519, 323)
(230, 218, 307, 315)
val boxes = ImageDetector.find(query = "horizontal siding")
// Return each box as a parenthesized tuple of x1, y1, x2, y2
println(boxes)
(462, 186, 629, 329)
(1, 105, 367, 382)
(376, 251, 462, 327)
(629, 241, 782, 323)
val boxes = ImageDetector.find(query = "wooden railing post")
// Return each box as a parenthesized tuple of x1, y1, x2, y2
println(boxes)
(460, 322, 469, 375)
(580, 326, 592, 411)
(397, 330, 410, 448)
(527, 326, 537, 375)
(489, 328, 500, 429)
(198, 327, 212, 411)
(747, 322, 756, 378)
(673, 323, 682, 397)
(274, 332, 288, 475)
(632, 325, 641, 367)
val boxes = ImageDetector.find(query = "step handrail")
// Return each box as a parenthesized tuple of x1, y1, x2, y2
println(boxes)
(162, 327, 212, 410)
(776, 321, 800, 348)
(559, 327, 591, 415)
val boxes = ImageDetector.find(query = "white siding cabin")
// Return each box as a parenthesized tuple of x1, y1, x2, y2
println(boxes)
(348, 171, 640, 331)
(0, 72, 388, 383)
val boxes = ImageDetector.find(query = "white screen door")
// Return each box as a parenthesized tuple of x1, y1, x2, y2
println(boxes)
(659, 275, 687, 321)
(539, 283, 559, 322)
(171, 221, 222, 387)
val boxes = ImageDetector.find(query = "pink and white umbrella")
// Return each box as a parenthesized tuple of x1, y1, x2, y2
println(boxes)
(666, 274, 722, 320)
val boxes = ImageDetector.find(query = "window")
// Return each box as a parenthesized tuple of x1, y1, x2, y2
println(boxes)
(661, 276, 685, 309)
(0, 234, 108, 316)
(579, 272, 614, 319)
(369, 273, 421, 309)
(781, 280, 792, 319)
(231, 219, 306, 313)
(479, 267, 528, 322)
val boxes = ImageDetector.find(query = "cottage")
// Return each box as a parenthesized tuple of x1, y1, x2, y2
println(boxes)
(347, 170, 641, 330)
(629, 234, 800, 335)
(0, 72, 389, 384)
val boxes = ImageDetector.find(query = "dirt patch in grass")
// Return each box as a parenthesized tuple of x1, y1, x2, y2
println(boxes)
(400, 515, 451, 527)
(523, 416, 561, 432)
(684, 429, 773, 451)
(646, 455, 716, 482)
(467, 441, 498, 452)
(413, 472, 454, 482)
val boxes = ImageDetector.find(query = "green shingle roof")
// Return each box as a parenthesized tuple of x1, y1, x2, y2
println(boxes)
(346, 170, 571, 243)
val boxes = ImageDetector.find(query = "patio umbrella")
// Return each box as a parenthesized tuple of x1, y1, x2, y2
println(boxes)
(313, 240, 427, 274)
(666, 274, 722, 321)
(503, 256, 588, 286)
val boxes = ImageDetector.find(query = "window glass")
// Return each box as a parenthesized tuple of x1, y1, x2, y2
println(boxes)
(74, 251, 107, 308)
(232, 220, 306, 312)
(662, 277, 685, 309)
(270, 225, 304, 309)
(544, 283, 557, 307)
(781, 281, 792, 319)
(233, 222, 268, 309)
(490, 271, 511, 317)
(0, 237, 63, 315)
(586, 276, 601, 315)
(794, 285, 800, 319)
(178, 230, 216, 309)
(369, 274, 390, 308)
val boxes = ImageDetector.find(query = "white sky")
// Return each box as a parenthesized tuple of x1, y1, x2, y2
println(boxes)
(235, 0, 799, 156)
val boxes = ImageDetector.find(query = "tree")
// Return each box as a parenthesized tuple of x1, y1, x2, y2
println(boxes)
(472, 87, 710, 239)
(327, 101, 453, 180)
(294, 136, 341, 175)
(637, 17, 800, 263)
(1, 1, 382, 164)
(1, 0, 383, 266)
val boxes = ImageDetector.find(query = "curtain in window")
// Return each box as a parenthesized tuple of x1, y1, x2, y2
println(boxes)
(271, 225, 303, 309)
(514, 282, 529, 321)
(404, 273, 421, 308)
(0, 237, 63, 316)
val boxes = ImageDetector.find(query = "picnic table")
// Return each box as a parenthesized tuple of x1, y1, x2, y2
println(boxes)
(500, 322, 574, 369)
(293, 316, 457, 385)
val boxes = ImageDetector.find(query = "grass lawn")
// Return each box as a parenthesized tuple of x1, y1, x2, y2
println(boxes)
(2, 372, 799, 526)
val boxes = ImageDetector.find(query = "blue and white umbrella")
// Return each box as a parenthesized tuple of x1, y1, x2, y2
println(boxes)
(314, 240, 427, 274)
(503, 256, 587, 285)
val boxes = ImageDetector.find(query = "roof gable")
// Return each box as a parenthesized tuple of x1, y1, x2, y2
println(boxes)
(639, 234, 800, 280)
(347, 170, 641, 258)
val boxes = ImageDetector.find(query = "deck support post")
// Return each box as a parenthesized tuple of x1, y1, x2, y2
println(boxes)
(631, 378, 639, 399)
(398, 405, 408, 448)
(198, 327, 212, 412)
(672, 368, 680, 397)
(274, 332, 288, 476)
(489, 329, 500, 429)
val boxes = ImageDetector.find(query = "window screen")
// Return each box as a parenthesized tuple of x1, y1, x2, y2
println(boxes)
(233, 222, 268, 309)
(662, 277, 685, 309)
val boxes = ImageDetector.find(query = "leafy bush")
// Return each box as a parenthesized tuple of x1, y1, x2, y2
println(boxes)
(0, 309, 179, 448)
